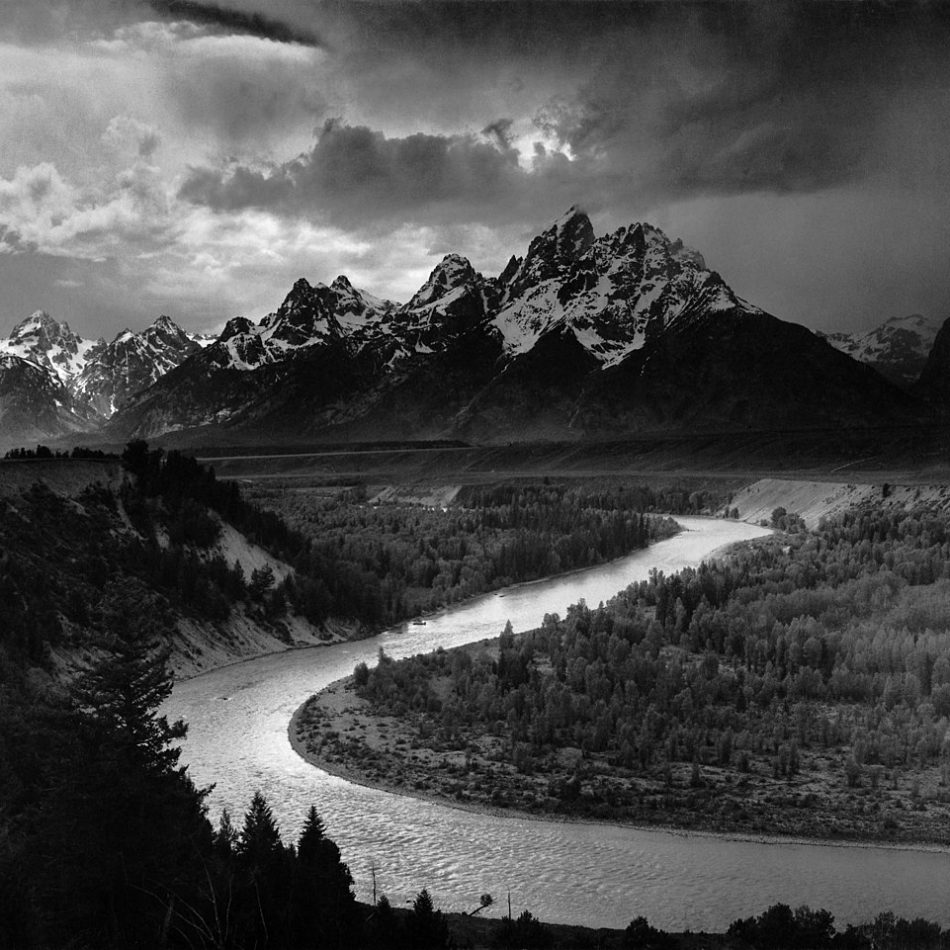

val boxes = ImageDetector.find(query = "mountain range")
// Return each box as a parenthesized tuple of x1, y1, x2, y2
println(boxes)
(1, 208, 947, 447)
(0, 313, 212, 443)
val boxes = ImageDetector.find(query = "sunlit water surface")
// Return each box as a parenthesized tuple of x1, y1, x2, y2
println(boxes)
(169, 518, 950, 930)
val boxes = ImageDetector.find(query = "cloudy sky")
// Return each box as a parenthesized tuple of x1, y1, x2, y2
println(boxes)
(1, 1, 949, 341)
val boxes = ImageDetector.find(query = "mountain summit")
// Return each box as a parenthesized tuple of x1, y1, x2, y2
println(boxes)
(74, 316, 207, 416)
(0, 310, 212, 442)
(0, 311, 104, 385)
(493, 211, 751, 365)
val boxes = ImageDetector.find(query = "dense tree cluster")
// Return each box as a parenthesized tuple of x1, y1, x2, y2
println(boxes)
(353, 507, 950, 831)
(727, 903, 950, 950)
(4, 445, 116, 459)
(250, 479, 680, 628)
(4, 451, 950, 944)
(0, 443, 339, 665)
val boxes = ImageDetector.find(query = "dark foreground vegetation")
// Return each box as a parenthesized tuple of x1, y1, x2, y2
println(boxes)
(299, 505, 950, 842)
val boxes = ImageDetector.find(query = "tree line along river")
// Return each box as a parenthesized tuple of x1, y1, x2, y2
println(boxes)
(168, 517, 950, 931)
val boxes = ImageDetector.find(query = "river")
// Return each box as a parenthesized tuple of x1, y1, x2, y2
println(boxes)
(168, 517, 950, 931)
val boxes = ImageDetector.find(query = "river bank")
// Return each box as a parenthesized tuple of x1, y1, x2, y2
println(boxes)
(291, 660, 950, 850)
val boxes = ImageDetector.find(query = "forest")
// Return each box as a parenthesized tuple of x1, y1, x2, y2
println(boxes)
(307, 505, 950, 841)
(245, 478, 690, 627)
(4, 628, 950, 948)
(0, 626, 459, 949)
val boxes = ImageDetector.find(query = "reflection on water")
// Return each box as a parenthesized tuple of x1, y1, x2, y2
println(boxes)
(169, 518, 950, 930)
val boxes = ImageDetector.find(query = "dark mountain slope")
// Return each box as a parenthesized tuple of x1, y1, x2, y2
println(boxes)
(575, 308, 924, 433)
(0, 355, 94, 447)
(913, 316, 950, 408)
(331, 326, 507, 441)
(454, 326, 601, 442)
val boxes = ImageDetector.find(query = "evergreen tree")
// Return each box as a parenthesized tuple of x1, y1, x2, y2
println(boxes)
(234, 792, 292, 948)
(293, 804, 357, 948)
(31, 639, 212, 949)
(213, 808, 238, 861)
(297, 804, 326, 860)
(495, 909, 553, 949)
(237, 791, 283, 871)
(407, 888, 450, 950)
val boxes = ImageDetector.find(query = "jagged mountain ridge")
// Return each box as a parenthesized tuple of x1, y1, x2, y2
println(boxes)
(104, 208, 928, 444)
(75, 315, 210, 416)
(0, 312, 213, 442)
(820, 314, 942, 389)
(491, 207, 753, 364)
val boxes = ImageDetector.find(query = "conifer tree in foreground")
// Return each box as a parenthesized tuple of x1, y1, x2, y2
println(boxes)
(33, 628, 212, 949)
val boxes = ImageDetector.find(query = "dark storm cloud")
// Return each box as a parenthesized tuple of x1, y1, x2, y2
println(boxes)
(531, 2, 947, 200)
(0, 0, 324, 47)
(147, 0, 323, 46)
(179, 2, 950, 234)
(179, 119, 554, 227)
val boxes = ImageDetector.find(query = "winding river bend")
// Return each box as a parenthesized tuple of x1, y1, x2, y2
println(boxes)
(169, 518, 950, 931)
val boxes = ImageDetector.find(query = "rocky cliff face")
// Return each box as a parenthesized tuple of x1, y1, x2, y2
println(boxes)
(913, 316, 950, 407)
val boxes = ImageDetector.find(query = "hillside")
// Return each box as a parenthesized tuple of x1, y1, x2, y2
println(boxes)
(0, 453, 338, 679)
(727, 478, 950, 529)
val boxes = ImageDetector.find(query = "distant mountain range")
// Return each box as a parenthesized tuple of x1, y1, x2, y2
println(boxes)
(0, 208, 945, 447)
(819, 314, 942, 389)
(0, 312, 213, 443)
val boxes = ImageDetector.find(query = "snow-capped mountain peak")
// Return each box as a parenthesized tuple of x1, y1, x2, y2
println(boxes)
(96, 207, 930, 444)
(219, 317, 255, 343)
(491, 212, 749, 365)
(0, 310, 104, 385)
(501, 208, 595, 303)
(821, 313, 942, 388)
(551, 205, 596, 258)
